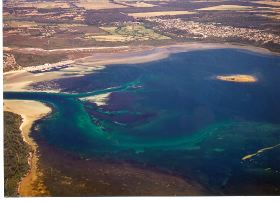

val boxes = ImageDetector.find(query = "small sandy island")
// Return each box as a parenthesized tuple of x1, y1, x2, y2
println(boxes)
(216, 74, 257, 83)
(4, 100, 52, 196)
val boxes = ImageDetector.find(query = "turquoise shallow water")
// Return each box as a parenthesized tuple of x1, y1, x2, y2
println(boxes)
(4, 49, 280, 194)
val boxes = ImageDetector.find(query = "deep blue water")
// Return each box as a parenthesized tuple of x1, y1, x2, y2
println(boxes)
(4, 49, 280, 194)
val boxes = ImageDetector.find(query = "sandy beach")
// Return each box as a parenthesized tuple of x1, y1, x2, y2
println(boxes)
(4, 100, 52, 196)
(4, 42, 279, 94)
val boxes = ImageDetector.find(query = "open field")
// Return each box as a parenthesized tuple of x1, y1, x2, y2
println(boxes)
(3, 19, 121, 49)
(197, 5, 253, 11)
(14, 1, 70, 9)
(4, 20, 38, 28)
(124, 2, 155, 7)
(12, 52, 68, 67)
(116, 1, 156, 7)
(85, 34, 129, 42)
(88, 24, 170, 42)
(75, 0, 126, 10)
(3, 0, 280, 53)
(253, 1, 280, 7)
(128, 11, 196, 18)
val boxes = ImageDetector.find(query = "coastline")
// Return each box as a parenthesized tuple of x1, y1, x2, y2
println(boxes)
(4, 42, 280, 93)
(3, 42, 280, 196)
(3, 100, 207, 196)
(4, 100, 52, 196)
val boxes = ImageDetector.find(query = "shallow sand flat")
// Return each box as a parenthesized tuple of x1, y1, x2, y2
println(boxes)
(77, 42, 279, 67)
(4, 100, 52, 196)
(216, 75, 257, 83)
(4, 70, 62, 92)
(79, 93, 111, 106)
(76, 48, 170, 66)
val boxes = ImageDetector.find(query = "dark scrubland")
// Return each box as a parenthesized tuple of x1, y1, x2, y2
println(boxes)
(4, 112, 30, 197)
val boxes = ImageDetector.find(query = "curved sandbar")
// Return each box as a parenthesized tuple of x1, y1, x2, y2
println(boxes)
(4, 100, 52, 196)
(242, 143, 280, 160)
(216, 74, 257, 83)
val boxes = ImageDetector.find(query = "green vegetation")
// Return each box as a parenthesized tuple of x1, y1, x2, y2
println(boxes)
(13, 52, 68, 67)
(4, 111, 30, 197)
(86, 24, 170, 42)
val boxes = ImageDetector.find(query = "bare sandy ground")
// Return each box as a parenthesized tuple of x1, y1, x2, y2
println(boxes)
(197, 5, 252, 11)
(216, 74, 257, 83)
(75, 0, 126, 10)
(4, 100, 52, 196)
(128, 11, 196, 18)
(4, 42, 278, 93)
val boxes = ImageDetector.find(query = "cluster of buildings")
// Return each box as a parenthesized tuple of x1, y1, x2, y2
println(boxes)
(3, 53, 21, 72)
(149, 18, 280, 45)
(25, 60, 74, 73)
